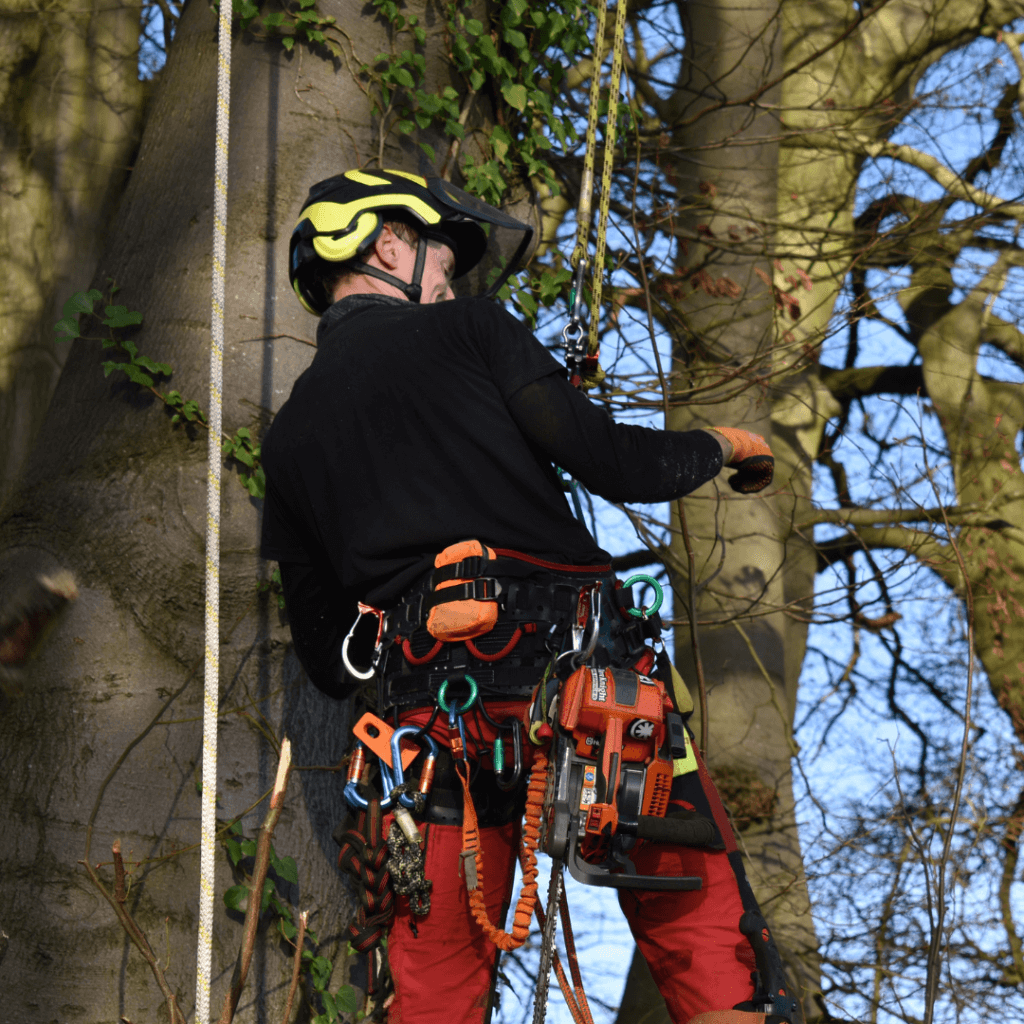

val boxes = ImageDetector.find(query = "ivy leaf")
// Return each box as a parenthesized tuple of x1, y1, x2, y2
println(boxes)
(503, 28, 527, 49)
(223, 884, 248, 912)
(394, 67, 415, 88)
(334, 985, 360, 1015)
(249, 465, 266, 499)
(63, 290, 102, 319)
(260, 876, 275, 913)
(225, 837, 243, 866)
(277, 916, 297, 940)
(413, 26, 425, 44)
(444, 119, 465, 140)
(102, 305, 143, 329)
(500, 82, 528, 112)
(275, 854, 298, 884)
(282, 35, 295, 51)
(395, 119, 415, 135)
(414, 110, 432, 129)
(464, 17, 483, 34)
(418, 142, 435, 162)
(309, 954, 333, 991)
(469, 68, 485, 92)
(54, 317, 80, 342)
(240, 838, 257, 858)
(262, 11, 285, 27)
(321, 993, 337, 1021)
(120, 338, 139, 360)
(491, 125, 512, 162)
(134, 354, 172, 377)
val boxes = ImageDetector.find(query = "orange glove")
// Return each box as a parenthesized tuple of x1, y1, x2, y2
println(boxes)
(709, 427, 774, 493)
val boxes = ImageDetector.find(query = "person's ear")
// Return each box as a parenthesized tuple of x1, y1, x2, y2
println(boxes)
(373, 224, 402, 270)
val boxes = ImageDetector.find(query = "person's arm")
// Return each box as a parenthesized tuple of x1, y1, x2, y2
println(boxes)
(507, 372, 727, 502)
(277, 560, 362, 700)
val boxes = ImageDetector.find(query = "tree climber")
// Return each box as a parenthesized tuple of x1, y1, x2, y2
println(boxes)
(260, 169, 789, 1024)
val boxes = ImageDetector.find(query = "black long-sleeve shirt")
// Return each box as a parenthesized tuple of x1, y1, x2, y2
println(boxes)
(260, 294, 722, 698)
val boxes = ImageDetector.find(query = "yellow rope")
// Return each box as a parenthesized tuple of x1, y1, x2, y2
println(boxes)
(567, 0, 629, 388)
(196, 2, 230, 1019)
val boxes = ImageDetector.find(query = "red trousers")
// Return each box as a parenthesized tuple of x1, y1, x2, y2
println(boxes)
(384, 706, 757, 1024)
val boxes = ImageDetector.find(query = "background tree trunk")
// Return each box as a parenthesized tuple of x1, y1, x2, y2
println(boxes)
(0, 1, 456, 1018)
(0, 0, 145, 510)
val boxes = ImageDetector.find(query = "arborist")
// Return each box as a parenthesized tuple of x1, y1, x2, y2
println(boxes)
(260, 169, 791, 1024)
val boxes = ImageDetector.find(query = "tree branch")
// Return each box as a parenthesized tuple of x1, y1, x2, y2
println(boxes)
(819, 364, 925, 403)
(80, 847, 186, 1024)
(218, 738, 294, 1024)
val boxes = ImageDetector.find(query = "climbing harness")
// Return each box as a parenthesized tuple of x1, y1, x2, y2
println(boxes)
(195, 1, 231, 1018)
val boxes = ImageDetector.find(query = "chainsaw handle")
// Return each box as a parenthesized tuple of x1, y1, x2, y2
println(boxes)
(635, 814, 716, 847)
(566, 836, 702, 891)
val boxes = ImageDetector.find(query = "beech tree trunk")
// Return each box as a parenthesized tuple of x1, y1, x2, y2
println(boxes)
(0, 1, 454, 1019)
(0, 0, 145, 509)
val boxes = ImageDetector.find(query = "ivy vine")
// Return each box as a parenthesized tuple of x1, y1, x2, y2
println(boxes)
(55, 284, 266, 500)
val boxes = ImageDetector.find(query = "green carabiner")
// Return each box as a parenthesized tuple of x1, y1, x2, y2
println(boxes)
(437, 675, 478, 714)
(623, 573, 664, 620)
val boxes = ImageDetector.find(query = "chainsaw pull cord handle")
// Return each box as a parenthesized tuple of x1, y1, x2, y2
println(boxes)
(342, 602, 385, 680)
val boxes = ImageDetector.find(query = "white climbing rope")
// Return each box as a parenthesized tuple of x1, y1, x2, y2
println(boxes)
(196, 0, 231, 1019)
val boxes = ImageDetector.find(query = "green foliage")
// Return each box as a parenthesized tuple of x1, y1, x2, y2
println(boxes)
(258, 566, 287, 610)
(215, 0, 342, 56)
(361, 0, 592, 204)
(222, 426, 266, 498)
(222, 820, 357, 1022)
(53, 287, 266, 499)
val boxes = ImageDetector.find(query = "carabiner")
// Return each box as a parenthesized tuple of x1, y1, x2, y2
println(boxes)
(622, 574, 664, 620)
(343, 740, 385, 811)
(341, 602, 384, 681)
(574, 583, 602, 667)
(494, 719, 524, 792)
(387, 725, 440, 809)
(437, 675, 476, 761)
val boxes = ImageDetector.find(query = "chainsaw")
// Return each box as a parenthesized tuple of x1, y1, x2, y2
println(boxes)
(530, 658, 715, 890)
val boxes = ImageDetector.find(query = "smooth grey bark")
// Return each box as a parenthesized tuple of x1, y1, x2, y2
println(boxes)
(0, 0, 145, 511)
(0, 1, 455, 1018)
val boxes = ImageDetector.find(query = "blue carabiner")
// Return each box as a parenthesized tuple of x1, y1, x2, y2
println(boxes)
(388, 725, 440, 809)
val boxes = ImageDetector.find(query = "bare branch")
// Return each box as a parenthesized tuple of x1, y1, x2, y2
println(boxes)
(218, 738, 294, 1024)
(819, 364, 926, 403)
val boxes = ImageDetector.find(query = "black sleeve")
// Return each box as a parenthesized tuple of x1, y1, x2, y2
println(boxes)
(507, 372, 724, 502)
(278, 560, 363, 701)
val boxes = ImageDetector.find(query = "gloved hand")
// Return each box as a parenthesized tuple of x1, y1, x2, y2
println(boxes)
(708, 427, 774, 493)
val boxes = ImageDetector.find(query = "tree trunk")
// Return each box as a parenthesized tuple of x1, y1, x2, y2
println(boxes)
(0, 0, 145, 510)
(0, 1, 455, 1018)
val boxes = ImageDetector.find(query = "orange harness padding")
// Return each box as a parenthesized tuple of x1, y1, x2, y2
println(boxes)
(456, 749, 549, 951)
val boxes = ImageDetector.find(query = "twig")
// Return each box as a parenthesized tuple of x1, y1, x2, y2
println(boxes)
(80, 849, 186, 1024)
(218, 738, 294, 1024)
(279, 909, 308, 1024)
(629, 153, 710, 755)
(113, 839, 127, 903)
(677, 497, 710, 759)
(921, 431, 975, 1024)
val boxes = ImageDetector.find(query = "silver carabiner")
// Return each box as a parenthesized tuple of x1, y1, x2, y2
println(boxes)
(341, 602, 383, 681)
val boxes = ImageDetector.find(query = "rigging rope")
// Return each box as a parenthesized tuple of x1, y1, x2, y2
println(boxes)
(567, 0, 630, 383)
(196, 1, 231, 1019)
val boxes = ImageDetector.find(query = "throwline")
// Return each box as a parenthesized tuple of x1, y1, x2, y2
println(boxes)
(195, 0, 231, 1019)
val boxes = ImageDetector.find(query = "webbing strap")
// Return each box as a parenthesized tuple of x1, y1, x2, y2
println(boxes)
(196, 2, 230, 1019)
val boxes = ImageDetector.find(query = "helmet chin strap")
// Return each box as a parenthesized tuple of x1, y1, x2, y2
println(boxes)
(350, 235, 429, 303)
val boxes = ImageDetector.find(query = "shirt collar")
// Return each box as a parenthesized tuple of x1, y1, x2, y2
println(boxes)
(316, 293, 410, 345)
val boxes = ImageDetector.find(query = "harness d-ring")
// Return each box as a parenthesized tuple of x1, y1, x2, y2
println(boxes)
(437, 675, 478, 714)
(341, 601, 384, 680)
(623, 573, 664, 620)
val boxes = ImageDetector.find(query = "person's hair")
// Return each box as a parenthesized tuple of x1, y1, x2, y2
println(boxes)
(312, 218, 420, 299)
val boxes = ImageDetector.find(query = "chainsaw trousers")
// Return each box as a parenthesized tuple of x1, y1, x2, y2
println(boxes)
(382, 707, 760, 1024)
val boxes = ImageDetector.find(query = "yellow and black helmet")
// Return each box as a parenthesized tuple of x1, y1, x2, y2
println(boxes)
(289, 169, 534, 314)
